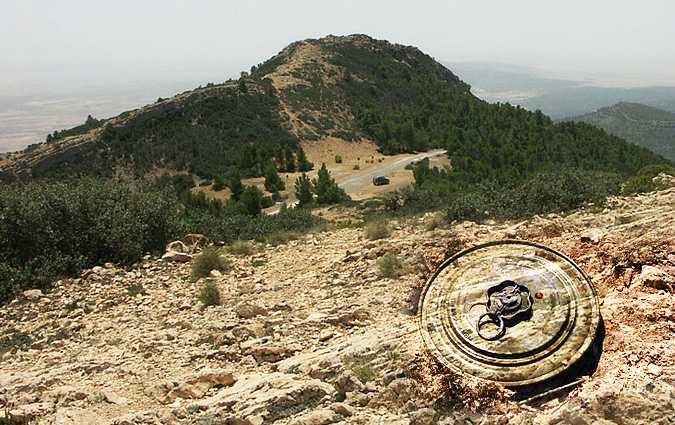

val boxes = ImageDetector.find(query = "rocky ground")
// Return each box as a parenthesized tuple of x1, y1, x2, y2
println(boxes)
(1, 187, 674, 425)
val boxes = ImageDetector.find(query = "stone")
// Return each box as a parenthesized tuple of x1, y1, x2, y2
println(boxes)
(409, 408, 437, 425)
(162, 250, 193, 263)
(329, 402, 354, 417)
(167, 369, 236, 402)
(289, 408, 341, 425)
(184, 233, 209, 248)
(21, 289, 44, 300)
(246, 344, 302, 363)
(334, 370, 366, 395)
(235, 302, 269, 319)
(9, 402, 53, 423)
(102, 389, 130, 405)
(54, 408, 101, 425)
(318, 329, 334, 342)
(196, 372, 336, 422)
(635, 265, 674, 291)
(647, 364, 663, 375)
(580, 228, 604, 243)
(166, 240, 189, 254)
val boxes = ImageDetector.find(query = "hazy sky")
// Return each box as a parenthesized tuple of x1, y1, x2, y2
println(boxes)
(2, 0, 675, 95)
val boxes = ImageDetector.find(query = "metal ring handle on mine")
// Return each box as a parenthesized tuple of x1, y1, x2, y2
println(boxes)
(477, 312, 505, 341)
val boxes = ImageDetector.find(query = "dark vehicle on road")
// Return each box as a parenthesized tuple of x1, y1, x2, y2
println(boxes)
(372, 176, 390, 186)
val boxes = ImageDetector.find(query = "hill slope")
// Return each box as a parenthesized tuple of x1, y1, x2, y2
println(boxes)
(1, 186, 674, 424)
(568, 102, 675, 161)
(0, 35, 669, 181)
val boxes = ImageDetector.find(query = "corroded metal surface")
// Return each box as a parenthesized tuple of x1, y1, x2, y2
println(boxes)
(419, 240, 600, 387)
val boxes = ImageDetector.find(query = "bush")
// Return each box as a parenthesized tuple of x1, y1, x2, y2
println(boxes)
(377, 252, 403, 278)
(622, 164, 675, 195)
(365, 221, 390, 240)
(335, 155, 343, 163)
(227, 241, 255, 256)
(0, 178, 181, 304)
(264, 230, 301, 246)
(127, 284, 146, 297)
(212, 175, 226, 191)
(191, 248, 230, 280)
(199, 281, 221, 306)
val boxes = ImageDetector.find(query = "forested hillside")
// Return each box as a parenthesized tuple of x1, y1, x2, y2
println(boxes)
(0, 34, 672, 304)
(569, 102, 675, 161)
(1, 35, 668, 181)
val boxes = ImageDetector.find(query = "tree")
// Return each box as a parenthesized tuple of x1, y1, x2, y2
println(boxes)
(264, 162, 285, 192)
(284, 149, 297, 172)
(312, 163, 349, 205)
(238, 78, 248, 93)
(212, 175, 225, 191)
(238, 186, 263, 215)
(294, 173, 314, 207)
(297, 148, 313, 172)
(227, 171, 243, 201)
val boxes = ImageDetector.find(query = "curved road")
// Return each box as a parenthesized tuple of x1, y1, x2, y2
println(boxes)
(337, 149, 446, 193)
(269, 149, 446, 213)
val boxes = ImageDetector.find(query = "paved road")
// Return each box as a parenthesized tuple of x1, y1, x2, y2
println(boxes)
(337, 149, 446, 193)
(269, 149, 446, 214)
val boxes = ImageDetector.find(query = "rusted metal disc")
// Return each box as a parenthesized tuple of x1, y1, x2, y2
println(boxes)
(419, 240, 600, 387)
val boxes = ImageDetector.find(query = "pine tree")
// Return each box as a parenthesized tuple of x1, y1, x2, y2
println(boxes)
(238, 186, 263, 215)
(264, 162, 285, 192)
(284, 149, 297, 172)
(294, 173, 314, 207)
(227, 171, 243, 201)
(297, 148, 313, 172)
(312, 163, 349, 205)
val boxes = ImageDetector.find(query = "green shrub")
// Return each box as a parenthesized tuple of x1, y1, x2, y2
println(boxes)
(377, 252, 403, 278)
(353, 164, 360, 170)
(227, 241, 255, 256)
(191, 248, 230, 280)
(335, 155, 343, 164)
(365, 221, 390, 240)
(342, 353, 377, 383)
(0, 331, 32, 355)
(199, 281, 221, 306)
(0, 178, 181, 304)
(212, 175, 226, 191)
(127, 284, 146, 297)
(622, 164, 675, 195)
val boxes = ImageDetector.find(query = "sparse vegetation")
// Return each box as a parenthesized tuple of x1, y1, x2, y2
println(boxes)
(199, 281, 221, 306)
(126, 283, 146, 297)
(264, 230, 302, 246)
(191, 248, 230, 280)
(377, 252, 403, 278)
(226, 240, 256, 256)
(0, 331, 32, 355)
(365, 221, 390, 240)
(335, 155, 343, 163)
(622, 164, 675, 195)
(342, 352, 378, 383)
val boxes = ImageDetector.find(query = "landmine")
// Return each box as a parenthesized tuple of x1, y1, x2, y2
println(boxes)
(419, 240, 600, 387)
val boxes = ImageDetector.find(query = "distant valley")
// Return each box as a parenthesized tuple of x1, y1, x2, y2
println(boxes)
(449, 61, 675, 119)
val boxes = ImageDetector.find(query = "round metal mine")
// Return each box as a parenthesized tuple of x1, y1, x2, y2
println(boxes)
(419, 240, 600, 387)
